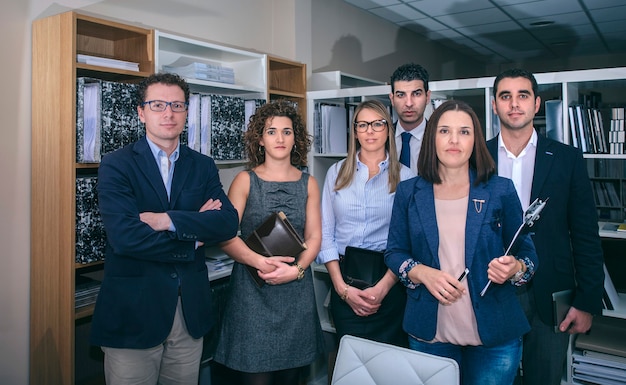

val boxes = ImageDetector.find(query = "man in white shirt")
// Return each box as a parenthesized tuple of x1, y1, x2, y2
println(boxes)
(487, 68, 604, 385)
(389, 63, 431, 174)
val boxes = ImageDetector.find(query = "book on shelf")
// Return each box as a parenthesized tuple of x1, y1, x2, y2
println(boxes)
(569, 104, 610, 154)
(200, 94, 212, 156)
(76, 77, 102, 163)
(76, 78, 142, 162)
(186, 93, 201, 152)
(77, 54, 139, 72)
(100, 80, 142, 157)
(572, 350, 626, 385)
(75, 175, 106, 264)
(609, 107, 626, 155)
(210, 95, 245, 160)
(314, 103, 348, 154)
(545, 100, 563, 143)
(244, 211, 307, 287)
(575, 315, 626, 358)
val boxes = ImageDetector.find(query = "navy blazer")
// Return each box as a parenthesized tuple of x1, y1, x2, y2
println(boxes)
(91, 136, 239, 349)
(385, 171, 538, 347)
(487, 134, 604, 325)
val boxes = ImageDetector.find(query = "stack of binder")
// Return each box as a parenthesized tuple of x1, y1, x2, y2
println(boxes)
(75, 275, 101, 309)
(573, 316, 626, 384)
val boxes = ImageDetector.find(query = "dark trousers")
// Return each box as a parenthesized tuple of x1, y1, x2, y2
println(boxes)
(517, 288, 570, 385)
(330, 282, 408, 348)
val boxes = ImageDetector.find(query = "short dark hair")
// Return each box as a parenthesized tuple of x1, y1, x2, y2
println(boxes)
(137, 73, 190, 105)
(245, 100, 311, 169)
(492, 68, 538, 99)
(418, 100, 495, 185)
(390, 63, 429, 93)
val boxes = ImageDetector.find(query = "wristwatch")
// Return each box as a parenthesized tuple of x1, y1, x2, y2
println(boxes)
(296, 263, 305, 280)
(510, 260, 526, 283)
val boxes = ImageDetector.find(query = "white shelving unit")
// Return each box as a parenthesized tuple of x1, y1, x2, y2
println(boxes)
(155, 30, 268, 98)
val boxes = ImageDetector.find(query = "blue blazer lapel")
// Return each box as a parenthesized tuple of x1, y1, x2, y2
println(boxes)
(465, 174, 489, 271)
(413, 178, 440, 269)
(531, 135, 554, 200)
(133, 137, 169, 209)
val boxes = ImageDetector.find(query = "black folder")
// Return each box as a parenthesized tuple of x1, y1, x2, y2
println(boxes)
(244, 211, 307, 287)
(340, 246, 387, 290)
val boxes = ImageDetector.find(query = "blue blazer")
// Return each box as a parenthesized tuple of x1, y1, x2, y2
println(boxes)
(385, 171, 538, 347)
(91, 137, 239, 349)
(487, 134, 604, 325)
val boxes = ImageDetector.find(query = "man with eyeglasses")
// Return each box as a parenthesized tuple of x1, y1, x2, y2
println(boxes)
(389, 63, 431, 175)
(91, 72, 239, 384)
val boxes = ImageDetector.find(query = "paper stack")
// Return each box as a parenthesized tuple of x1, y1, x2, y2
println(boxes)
(573, 316, 626, 384)
(163, 57, 235, 84)
(77, 54, 139, 72)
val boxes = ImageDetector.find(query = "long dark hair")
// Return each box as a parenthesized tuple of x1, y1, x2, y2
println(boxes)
(417, 100, 495, 185)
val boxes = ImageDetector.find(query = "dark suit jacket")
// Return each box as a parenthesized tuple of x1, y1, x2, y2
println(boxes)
(385, 171, 538, 347)
(487, 133, 604, 326)
(91, 136, 239, 349)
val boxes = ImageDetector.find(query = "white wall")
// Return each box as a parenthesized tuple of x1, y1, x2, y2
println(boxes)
(0, 0, 32, 383)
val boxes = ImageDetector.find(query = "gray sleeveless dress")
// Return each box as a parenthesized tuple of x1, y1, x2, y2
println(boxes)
(214, 171, 325, 372)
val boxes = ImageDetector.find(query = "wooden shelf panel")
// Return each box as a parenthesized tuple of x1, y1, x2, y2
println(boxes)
(75, 304, 95, 320)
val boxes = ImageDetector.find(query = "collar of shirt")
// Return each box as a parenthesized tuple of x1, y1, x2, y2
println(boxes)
(395, 119, 426, 141)
(146, 137, 181, 165)
(498, 129, 538, 159)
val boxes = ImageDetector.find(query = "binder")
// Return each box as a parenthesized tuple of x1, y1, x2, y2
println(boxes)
(244, 211, 307, 287)
(340, 246, 387, 290)
(545, 100, 563, 143)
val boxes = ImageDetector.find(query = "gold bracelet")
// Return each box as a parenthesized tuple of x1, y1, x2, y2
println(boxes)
(340, 285, 349, 301)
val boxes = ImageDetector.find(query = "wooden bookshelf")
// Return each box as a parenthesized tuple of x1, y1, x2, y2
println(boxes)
(31, 11, 153, 384)
(268, 55, 307, 118)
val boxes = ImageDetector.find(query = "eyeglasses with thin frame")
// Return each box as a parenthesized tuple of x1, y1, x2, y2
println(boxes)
(141, 100, 188, 112)
(354, 119, 388, 132)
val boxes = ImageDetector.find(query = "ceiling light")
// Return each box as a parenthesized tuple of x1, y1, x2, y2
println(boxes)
(530, 20, 555, 27)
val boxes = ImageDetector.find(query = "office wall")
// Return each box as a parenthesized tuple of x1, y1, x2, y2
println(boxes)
(310, 0, 487, 82)
(0, 0, 31, 383)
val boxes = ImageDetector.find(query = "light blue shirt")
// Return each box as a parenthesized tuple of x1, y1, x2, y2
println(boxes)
(317, 152, 415, 264)
(146, 137, 180, 232)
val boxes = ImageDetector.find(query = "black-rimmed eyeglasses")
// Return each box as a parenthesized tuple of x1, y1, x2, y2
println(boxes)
(141, 100, 188, 112)
(354, 119, 387, 132)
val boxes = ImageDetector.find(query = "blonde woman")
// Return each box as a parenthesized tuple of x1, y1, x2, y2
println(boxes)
(317, 100, 415, 347)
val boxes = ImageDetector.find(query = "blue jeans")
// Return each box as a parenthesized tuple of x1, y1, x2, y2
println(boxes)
(409, 336, 522, 385)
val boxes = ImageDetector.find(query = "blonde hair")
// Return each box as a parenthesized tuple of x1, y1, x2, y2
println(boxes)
(334, 100, 402, 193)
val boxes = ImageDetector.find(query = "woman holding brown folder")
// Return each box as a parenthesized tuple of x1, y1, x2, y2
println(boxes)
(213, 100, 324, 385)
(317, 100, 415, 347)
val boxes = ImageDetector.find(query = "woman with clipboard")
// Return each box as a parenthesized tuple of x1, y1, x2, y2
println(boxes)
(385, 100, 538, 384)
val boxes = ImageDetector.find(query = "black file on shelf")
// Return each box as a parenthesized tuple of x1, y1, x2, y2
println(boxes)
(209, 95, 245, 160)
(75, 175, 106, 264)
